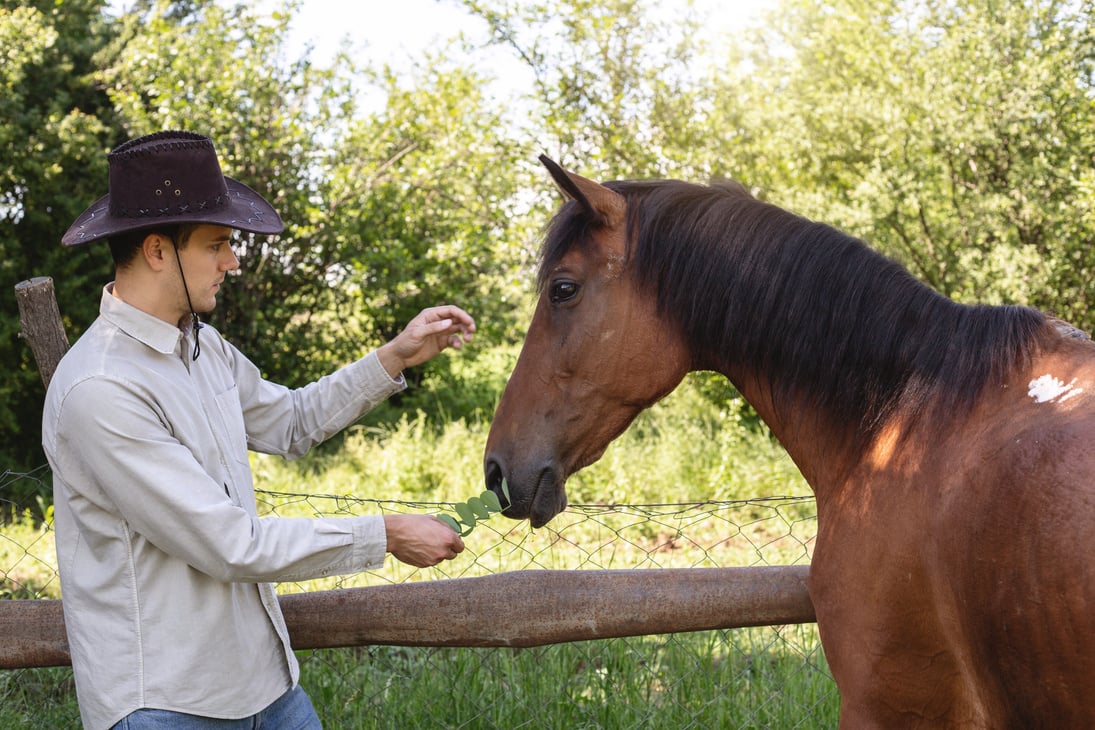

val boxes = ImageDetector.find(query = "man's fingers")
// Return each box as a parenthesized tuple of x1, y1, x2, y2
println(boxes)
(429, 305, 476, 332)
(420, 317, 474, 349)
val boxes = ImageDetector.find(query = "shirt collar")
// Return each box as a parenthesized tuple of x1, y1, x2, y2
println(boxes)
(99, 283, 186, 355)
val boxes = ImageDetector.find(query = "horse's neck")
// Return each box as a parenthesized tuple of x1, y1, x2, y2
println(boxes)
(719, 369, 859, 491)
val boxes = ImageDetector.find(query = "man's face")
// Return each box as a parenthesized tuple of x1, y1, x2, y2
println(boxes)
(175, 224, 238, 315)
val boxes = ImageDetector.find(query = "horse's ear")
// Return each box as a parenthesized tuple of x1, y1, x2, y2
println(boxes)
(539, 155, 625, 228)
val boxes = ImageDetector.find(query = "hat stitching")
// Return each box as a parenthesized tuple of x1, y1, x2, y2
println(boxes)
(113, 192, 229, 219)
(111, 133, 210, 159)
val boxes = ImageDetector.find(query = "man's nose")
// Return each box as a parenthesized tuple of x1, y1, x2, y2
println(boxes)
(223, 247, 240, 271)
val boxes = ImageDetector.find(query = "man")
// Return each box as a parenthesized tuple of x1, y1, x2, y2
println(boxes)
(44, 131, 473, 729)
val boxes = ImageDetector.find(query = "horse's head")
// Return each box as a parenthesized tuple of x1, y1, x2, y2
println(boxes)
(484, 157, 690, 527)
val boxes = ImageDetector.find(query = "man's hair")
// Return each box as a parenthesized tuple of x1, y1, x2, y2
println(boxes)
(108, 224, 199, 269)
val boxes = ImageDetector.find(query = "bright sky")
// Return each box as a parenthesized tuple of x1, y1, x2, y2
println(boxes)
(272, 0, 779, 110)
(279, 0, 777, 64)
(107, 0, 779, 111)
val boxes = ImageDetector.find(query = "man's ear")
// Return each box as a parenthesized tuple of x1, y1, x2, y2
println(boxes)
(141, 233, 171, 272)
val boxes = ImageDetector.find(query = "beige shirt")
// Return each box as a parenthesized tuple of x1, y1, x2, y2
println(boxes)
(43, 285, 404, 729)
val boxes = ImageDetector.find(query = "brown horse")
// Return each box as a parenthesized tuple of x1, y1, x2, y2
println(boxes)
(484, 156, 1095, 727)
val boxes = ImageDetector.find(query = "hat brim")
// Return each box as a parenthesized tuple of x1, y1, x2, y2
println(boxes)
(61, 177, 284, 246)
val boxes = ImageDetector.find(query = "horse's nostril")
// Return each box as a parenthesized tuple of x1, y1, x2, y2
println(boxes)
(484, 457, 504, 496)
(484, 456, 525, 518)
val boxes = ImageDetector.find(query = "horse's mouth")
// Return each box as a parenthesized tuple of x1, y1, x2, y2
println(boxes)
(527, 474, 565, 525)
(529, 468, 568, 528)
(485, 457, 568, 528)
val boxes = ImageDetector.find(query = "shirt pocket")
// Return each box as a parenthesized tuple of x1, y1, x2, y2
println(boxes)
(212, 384, 250, 467)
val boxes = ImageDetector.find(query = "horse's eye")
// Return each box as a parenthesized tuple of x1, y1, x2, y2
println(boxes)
(549, 279, 579, 305)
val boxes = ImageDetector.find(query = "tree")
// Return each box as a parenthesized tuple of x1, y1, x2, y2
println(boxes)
(328, 61, 530, 346)
(302, 59, 535, 420)
(0, 0, 117, 484)
(463, 0, 716, 180)
(100, 0, 359, 381)
(715, 0, 1095, 328)
(103, 0, 531, 411)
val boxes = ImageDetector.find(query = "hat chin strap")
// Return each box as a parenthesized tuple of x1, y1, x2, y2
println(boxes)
(171, 241, 203, 360)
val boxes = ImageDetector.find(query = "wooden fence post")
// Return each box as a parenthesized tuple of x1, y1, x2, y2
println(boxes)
(14, 277, 69, 389)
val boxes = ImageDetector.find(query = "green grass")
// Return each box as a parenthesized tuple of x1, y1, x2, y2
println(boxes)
(0, 667, 80, 728)
(0, 373, 836, 728)
(2, 629, 838, 729)
(298, 626, 838, 728)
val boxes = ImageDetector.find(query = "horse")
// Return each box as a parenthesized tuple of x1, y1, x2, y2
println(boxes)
(483, 156, 1095, 727)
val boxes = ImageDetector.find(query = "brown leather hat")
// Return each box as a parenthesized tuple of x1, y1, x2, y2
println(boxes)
(61, 131, 284, 246)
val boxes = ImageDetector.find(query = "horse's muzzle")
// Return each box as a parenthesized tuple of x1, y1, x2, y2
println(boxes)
(484, 456, 568, 528)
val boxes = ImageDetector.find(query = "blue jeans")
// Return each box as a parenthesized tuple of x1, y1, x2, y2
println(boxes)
(111, 685, 321, 729)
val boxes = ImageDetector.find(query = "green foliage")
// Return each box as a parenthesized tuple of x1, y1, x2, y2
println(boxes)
(0, 629, 837, 728)
(712, 0, 1095, 329)
(365, 340, 521, 429)
(251, 361, 808, 510)
(565, 374, 808, 506)
(295, 628, 837, 728)
(326, 61, 532, 363)
(464, 0, 715, 180)
(0, 0, 116, 492)
(0, 667, 80, 728)
(437, 480, 510, 535)
(5, 0, 1095, 514)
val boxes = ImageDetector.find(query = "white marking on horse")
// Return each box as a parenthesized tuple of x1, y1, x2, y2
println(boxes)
(1027, 374, 1084, 404)
(604, 252, 625, 279)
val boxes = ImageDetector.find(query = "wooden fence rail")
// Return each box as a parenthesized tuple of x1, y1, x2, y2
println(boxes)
(1, 566, 815, 669)
(8, 277, 816, 672)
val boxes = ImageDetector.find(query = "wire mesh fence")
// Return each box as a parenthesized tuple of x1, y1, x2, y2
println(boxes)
(1, 467, 838, 728)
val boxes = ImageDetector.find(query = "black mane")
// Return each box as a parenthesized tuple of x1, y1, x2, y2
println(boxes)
(539, 179, 1048, 441)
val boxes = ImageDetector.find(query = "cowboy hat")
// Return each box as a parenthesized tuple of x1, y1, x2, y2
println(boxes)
(61, 130, 283, 246)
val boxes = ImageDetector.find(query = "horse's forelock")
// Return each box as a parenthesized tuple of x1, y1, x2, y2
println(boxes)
(537, 199, 596, 294)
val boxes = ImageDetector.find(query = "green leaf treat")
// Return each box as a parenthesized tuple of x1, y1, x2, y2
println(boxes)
(440, 479, 511, 536)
